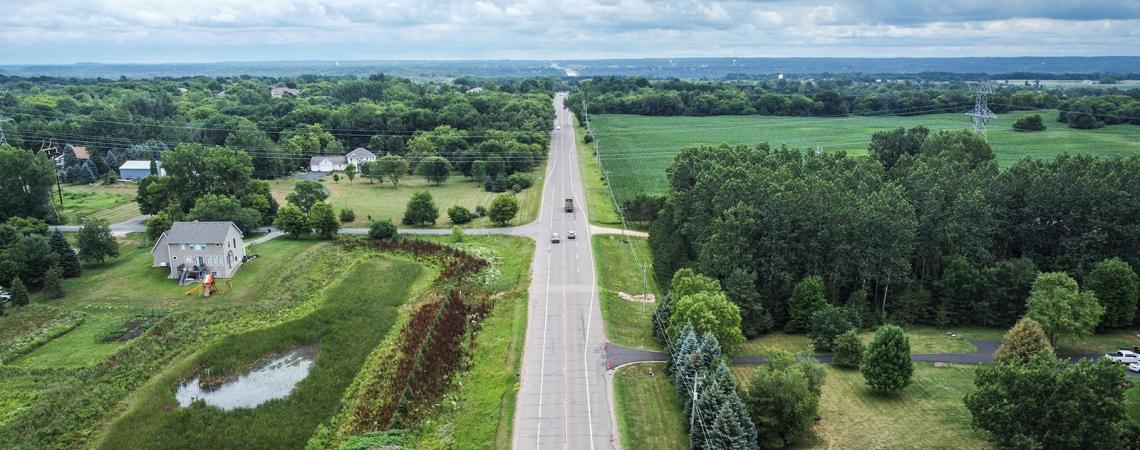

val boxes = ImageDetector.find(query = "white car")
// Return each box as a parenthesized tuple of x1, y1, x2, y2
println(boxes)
(1104, 350, 1140, 363)
(0, 290, 10, 302)
(555, 126, 561, 130)
(1129, 361, 1140, 373)
(551, 233, 560, 243)
(567, 231, 576, 239)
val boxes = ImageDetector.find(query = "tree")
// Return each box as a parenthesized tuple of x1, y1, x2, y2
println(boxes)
(868, 126, 928, 170)
(10, 235, 59, 284)
(787, 276, 827, 333)
(744, 350, 821, 448)
(670, 268, 721, 299)
(0, 144, 57, 222)
(1085, 258, 1139, 330)
(809, 305, 855, 351)
(9, 276, 29, 306)
(993, 317, 1055, 365)
(964, 356, 1128, 449)
(43, 266, 64, 299)
(1026, 272, 1104, 346)
(417, 156, 451, 185)
(77, 220, 119, 264)
(361, 161, 381, 184)
(487, 194, 519, 226)
(861, 325, 913, 394)
(668, 291, 745, 353)
(831, 330, 864, 368)
(48, 230, 81, 278)
(934, 257, 984, 326)
(287, 180, 328, 212)
(274, 205, 310, 237)
(402, 191, 438, 226)
(332, 173, 340, 184)
(338, 208, 355, 223)
(724, 268, 773, 338)
(376, 155, 409, 187)
(368, 219, 398, 240)
(186, 194, 262, 233)
(308, 201, 339, 239)
(447, 205, 474, 224)
(344, 163, 357, 183)
(1012, 114, 1046, 132)
(470, 160, 488, 181)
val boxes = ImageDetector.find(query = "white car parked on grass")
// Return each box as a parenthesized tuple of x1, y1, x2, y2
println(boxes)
(1104, 350, 1140, 364)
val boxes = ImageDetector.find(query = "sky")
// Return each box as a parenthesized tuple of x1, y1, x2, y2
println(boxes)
(1, 0, 1138, 64)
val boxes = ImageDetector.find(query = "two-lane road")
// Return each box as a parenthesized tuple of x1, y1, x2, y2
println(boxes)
(512, 93, 612, 449)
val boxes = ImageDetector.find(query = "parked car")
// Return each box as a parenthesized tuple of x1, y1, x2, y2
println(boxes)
(1104, 350, 1140, 363)
(551, 233, 560, 243)
(1129, 361, 1140, 373)
(567, 231, 576, 239)
(0, 290, 10, 302)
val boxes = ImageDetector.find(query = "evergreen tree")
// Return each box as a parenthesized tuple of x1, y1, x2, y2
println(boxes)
(934, 257, 984, 326)
(861, 325, 913, 394)
(9, 276, 29, 306)
(43, 266, 64, 299)
(787, 275, 827, 333)
(49, 230, 81, 277)
(708, 394, 759, 450)
(993, 317, 1055, 365)
(724, 268, 773, 338)
(654, 293, 674, 344)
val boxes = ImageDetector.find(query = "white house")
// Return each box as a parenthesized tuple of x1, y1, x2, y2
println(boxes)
(345, 148, 377, 168)
(309, 155, 348, 172)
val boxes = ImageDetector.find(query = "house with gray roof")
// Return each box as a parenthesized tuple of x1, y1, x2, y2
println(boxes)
(152, 221, 246, 280)
(309, 155, 348, 172)
(345, 148, 377, 167)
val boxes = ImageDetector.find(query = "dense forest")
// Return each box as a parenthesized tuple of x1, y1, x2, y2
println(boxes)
(649, 128, 1140, 335)
(566, 76, 1140, 129)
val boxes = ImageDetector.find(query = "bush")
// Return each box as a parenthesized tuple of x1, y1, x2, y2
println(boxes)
(861, 325, 913, 394)
(402, 191, 439, 226)
(584, 133, 594, 144)
(487, 194, 519, 226)
(447, 205, 474, 224)
(474, 205, 486, 217)
(1012, 114, 1046, 132)
(368, 219, 397, 240)
(831, 330, 864, 368)
(506, 173, 533, 189)
(339, 208, 356, 223)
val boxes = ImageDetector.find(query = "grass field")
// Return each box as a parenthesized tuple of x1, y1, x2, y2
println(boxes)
(56, 183, 140, 225)
(98, 256, 429, 449)
(591, 110, 1140, 202)
(740, 326, 1006, 356)
(612, 363, 690, 450)
(269, 170, 544, 229)
(731, 363, 992, 449)
(574, 119, 625, 227)
(13, 312, 130, 368)
(593, 234, 661, 351)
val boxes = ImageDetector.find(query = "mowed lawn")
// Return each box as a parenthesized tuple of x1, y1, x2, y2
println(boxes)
(57, 183, 141, 225)
(591, 110, 1140, 202)
(268, 170, 544, 229)
(740, 326, 1006, 356)
(593, 234, 661, 351)
(14, 312, 130, 368)
(731, 363, 992, 449)
(612, 363, 690, 450)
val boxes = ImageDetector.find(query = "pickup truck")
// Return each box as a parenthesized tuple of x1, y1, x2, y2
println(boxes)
(564, 198, 574, 213)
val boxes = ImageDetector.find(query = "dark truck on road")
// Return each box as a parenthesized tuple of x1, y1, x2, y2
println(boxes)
(564, 198, 574, 212)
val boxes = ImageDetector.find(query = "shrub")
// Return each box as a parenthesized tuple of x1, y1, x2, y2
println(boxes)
(861, 325, 913, 394)
(1012, 114, 1046, 132)
(993, 317, 1055, 364)
(339, 208, 356, 223)
(487, 194, 519, 226)
(474, 205, 486, 217)
(368, 219, 397, 240)
(447, 206, 474, 224)
(506, 173, 533, 189)
(402, 191, 439, 226)
(451, 226, 465, 243)
(831, 330, 864, 368)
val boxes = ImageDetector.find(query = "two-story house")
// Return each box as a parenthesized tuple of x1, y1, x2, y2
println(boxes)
(152, 221, 246, 280)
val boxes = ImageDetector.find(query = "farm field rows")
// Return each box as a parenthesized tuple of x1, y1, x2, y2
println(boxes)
(590, 110, 1140, 202)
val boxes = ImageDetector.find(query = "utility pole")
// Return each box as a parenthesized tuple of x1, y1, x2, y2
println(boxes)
(690, 375, 701, 432)
(966, 81, 997, 140)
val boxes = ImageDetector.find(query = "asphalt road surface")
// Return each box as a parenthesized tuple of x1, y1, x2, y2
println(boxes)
(512, 93, 613, 450)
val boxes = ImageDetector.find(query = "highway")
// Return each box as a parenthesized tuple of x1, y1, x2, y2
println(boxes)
(512, 93, 613, 450)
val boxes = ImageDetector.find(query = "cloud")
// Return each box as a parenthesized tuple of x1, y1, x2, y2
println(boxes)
(0, 0, 1136, 63)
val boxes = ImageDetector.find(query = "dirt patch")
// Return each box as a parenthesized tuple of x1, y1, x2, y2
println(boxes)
(618, 292, 656, 303)
(105, 315, 163, 342)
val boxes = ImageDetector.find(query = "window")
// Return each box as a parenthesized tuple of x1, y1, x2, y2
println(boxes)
(180, 244, 187, 251)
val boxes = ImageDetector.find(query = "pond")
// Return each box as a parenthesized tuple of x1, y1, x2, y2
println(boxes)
(175, 345, 317, 411)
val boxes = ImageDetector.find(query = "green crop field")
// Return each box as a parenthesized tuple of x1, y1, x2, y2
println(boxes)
(590, 110, 1140, 202)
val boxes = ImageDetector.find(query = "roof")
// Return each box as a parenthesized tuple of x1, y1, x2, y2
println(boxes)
(270, 86, 301, 97)
(72, 145, 90, 160)
(120, 160, 158, 170)
(164, 221, 242, 244)
(346, 148, 376, 159)
(310, 155, 347, 166)
(465, 87, 484, 94)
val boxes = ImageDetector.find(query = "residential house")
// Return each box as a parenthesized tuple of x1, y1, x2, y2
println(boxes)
(152, 221, 246, 280)
(346, 148, 377, 168)
(270, 86, 301, 98)
(119, 160, 164, 180)
(309, 155, 348, 172)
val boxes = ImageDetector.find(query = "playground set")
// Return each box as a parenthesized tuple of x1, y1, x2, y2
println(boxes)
(177, 262, 231, 297)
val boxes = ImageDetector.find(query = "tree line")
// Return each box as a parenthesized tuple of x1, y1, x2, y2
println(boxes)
(650, 128, 1140, 336)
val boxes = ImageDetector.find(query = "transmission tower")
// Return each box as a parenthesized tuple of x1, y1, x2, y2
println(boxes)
(966, 81, 997, 139)
(0, 116, 11, 145)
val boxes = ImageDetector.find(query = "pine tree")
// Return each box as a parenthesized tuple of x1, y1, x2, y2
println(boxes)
(994, 317, 1055, 364)
(49, 230, 81, 277)
(43, 267, 64, 299)
(9, 276, 29, 306)
(708, 394, 759, 450)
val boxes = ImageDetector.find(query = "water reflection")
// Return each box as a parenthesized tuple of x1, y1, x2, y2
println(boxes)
(175, 345, 317, 410)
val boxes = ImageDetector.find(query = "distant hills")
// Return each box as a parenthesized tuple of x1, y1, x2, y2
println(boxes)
(2, 57, 1139, 79)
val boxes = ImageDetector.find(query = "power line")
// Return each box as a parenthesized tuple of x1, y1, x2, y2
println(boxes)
(966, 81, 998, 140)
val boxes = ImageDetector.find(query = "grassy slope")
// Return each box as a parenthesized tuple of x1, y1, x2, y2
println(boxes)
(97, 256, 429, 449)
(612, 363, 690, 450)
(268, 170, 544, 229)
(57, 183, 141, 225)
(412, 235, 535, 449)
(592, 234, 661, 351)
(732, 363, 992, 449)
(591, 110, 1140, 202)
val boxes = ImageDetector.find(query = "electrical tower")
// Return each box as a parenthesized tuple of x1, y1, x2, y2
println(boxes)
(966, 81, 997, 139)
(0, 116, 11, 145)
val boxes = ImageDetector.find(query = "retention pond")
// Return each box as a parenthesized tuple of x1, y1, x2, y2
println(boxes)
(175, 344, 317, 410)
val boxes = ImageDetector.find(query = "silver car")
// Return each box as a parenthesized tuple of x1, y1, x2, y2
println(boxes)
(551, 233, 560, 243)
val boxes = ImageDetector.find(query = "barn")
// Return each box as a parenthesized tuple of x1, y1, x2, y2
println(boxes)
(119, 160, 164, 180)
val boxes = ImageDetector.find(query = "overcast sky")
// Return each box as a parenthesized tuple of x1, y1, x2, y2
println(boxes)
(2, 0, 1138, 64)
